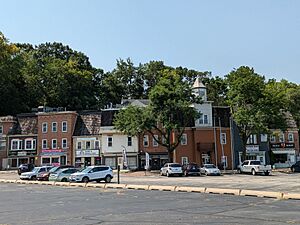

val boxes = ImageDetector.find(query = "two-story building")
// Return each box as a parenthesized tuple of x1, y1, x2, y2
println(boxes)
(73, 111, 102, 167)
(36, 107, 77, 166)
(7, 113, 38, 168)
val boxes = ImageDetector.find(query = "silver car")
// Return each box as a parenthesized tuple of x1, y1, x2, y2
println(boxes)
(200, 164, 221, 176)
(20, 166, 53, 180)
(49, 168, 79, 182)
(160, 163, 183, 177)
(69, 166, 113, 183)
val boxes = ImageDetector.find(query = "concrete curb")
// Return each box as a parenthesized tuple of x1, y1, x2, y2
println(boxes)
(1, 179, 300, 200)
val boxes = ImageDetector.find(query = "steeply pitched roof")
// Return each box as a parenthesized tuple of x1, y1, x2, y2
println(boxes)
(73, 111, 102, 136)
(14, 114, 38, 135)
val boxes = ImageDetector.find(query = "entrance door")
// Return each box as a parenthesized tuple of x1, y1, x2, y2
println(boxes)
(201, 154, 210, 165)
(60, 156, 66, 165)
(84, 157, 91, 167)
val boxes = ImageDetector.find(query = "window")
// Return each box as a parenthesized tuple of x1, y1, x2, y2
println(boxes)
(42, 122, 47, 133)
(85, 141, 91, 149)
(247, 134, 257, 144)
(62, 138, 67, 149)
(42, 139, 47, 149)
(181, 134, 187, 145)
(33, 139, 36, 149)
(107, 136, 113, 147)
(52, 122, 57, 132)
(199, 115, 204, 124)
(220, 133, 227, 144)
(143, 135, 149, 147)
(77, 141, 82, 150)
(279, 133, 285, 143)
(181, 157, 188, 165)
(204, 115, 208, 124)
(52, 139, 57, 149)
(95, 140, 100, 149)
(42, 157, 50, 165)
(11, 140, 19, 150)
(261, 134, 268, 142)
(127, 136, 132, 147)
(153, 135, 158, 147)
(270, 135, 276, 143)
(288, 133, 294, 142)
(0, 126, 3, 134)
(25, 139, 32, 150)
(62, 121, 67, 132)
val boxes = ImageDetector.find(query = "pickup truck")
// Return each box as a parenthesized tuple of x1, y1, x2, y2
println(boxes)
(238, 160, 271, 176)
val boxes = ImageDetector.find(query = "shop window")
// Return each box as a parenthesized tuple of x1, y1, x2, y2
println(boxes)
(42, 139, 47, 149)
(42, 158, 51, 165)
(42, 122, 47, 133)
(143, 135, 149, 147)
(288, 133, 294, 142)
(77, 141, 82, 150)
(52, 157, 59, 164)
(181, 134, 187, 145)
(127, 136, 132, 147)
(153, 135, 158, 147)
(52, 139, 57, 149)
(52, 122, 57, 132)
(279, 133, 285, 143)
(12, 159, 17, 167)
(181, 157, 188, 165)
(127, 157, 137, 169)
(107, 136, 113, 147)
(105, 157, 116, 169)
(220, 133, 227, 144)
(85, 141, 91, 149)
(62, 138, 67, 149)
(62, 121, 67, 132)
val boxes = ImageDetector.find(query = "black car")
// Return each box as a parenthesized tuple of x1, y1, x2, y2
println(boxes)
(182, 163, 200, 176)
(18, 163, 35, 175)
(291, 161, 300, 172)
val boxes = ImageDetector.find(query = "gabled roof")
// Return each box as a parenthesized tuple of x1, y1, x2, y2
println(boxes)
(73, 111, 102, 136)
(13, 113, 38, 135)
(121, 99, 150, 107)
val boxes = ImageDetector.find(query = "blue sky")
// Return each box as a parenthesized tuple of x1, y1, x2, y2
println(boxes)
(1, 0, 300, 83)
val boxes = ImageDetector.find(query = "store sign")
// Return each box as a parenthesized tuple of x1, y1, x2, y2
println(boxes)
(270, 143, 295, 149)
(246, 145, 259, 153)
(40, 149, 67, 156)
(75, 150, 99, 157)
(17, 151, 27, 156)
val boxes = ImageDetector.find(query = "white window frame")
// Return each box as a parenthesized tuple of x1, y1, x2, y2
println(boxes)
(260, 134, 268, 142)
(62, 138, 67, 149)
(220, 133, 227, 145)
(288, 133, 294, 142)
(11, 139, 19, 150)
(181, 133, 187, 145)
(77, 141, 82, 150)
(85, 141, 91, 149)
(25, 139, 33, 150)
(279, 133, 285, 143)
(181, 156, 188, 165)
(0, 125, 3, 134)
(42, 122, 48, 133)
(52, 122, 57, 132)
(52, 139, 57, 149)
(143, 135, 149, 147)
(127, 136, 132, 147)
(247, 134, 257, 144)
(62, 121, 67, 132)
(153, 135, 159, 147)
(107, 136, 113, 147)
(203, 115, 208, 124)
(270, 135, 276, 143)
(95, 140, 100, 149)
(42, 139, 47, 149)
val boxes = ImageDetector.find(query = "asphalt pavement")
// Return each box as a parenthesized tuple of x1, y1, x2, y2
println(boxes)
(0, 183, 299, 225)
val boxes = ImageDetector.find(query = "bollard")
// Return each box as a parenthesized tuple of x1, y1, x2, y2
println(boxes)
(117, 165, 120, 184)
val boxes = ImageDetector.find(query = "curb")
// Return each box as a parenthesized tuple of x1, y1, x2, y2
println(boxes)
(1, 179, 300, 200)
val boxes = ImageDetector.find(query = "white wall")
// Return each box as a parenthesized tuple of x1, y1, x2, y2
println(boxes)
(193, 102, 213, 127)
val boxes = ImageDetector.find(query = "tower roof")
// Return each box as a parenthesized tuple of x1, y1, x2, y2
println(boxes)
(193, 77, 206, 89)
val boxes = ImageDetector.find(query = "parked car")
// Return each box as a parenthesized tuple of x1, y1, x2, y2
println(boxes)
(20, 166, 53, 180)
(238, 160, 271, 176)
(69, 166, 113, 183)
(18, 163, 35, 175)
(37, 165, 74, 181)
(200, 164, 221, 176)
(290, 161, 300, 172)
(160, 163, 183, 177)
(49, 168, 79, 182)
(182, 163, 200, 176)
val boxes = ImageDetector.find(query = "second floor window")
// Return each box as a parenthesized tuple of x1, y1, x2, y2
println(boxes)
(204, 115, 208, 124)
(247, 134, 257, 144)
(279, 133, 285, 143)
(42, 139, 47, 149)
(52, 139, 57, 149)
(52, 122, 57, 132)
(221, 133, 227, 144)
(181, 134, 187, 145)
(77, 141, 82, 150)
(62, 121, 67, 132)
(153, 135, 158, 147)
(270, 135, 276, 143)
(95, 140, 100, 149)
(108, 136, 113, 147)
(62, 139, 67, 149)
(288, 133, 294, 142)
(0, 126, 3, 134)
(127, 136, 132, 147)
(85, 141, 91, 149)
(25, 140, 32, 149)
(143, 135, 149, 147)
(12, 140, 19, 150)
(42, 123, 47, 133)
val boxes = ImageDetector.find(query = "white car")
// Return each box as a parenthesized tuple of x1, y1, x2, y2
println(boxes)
(160, 163, 183, 177)
(200, 164, 221, 176)
(20, 166, 53, 180)
(69, 166, 113, 183)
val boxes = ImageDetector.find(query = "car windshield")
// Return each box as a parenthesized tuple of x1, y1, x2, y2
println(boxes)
(251, 161, 261, 165)
(80, 167, 92, 173)
(170, 164, 182, 167)
(49, 167, 59, 173)
(205, 165, 216, 168)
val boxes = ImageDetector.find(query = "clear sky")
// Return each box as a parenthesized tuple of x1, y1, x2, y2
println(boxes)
(1, 0, 299, 83)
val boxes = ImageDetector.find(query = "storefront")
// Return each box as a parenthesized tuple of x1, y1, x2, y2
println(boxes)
(75, 149, 101, 167)
(271, 143, 296, 168)
(140, 153, 168, 170)
(239, 145, 266, 165)
(104, 153, 138, 170)
(40, 149, 67, 166)
(8, 151, 36, 168)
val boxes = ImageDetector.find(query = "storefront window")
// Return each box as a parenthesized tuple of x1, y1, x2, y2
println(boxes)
(95, 157, 101, 165)
(52, 157, 59, 165)
(42, 158, 51, 165)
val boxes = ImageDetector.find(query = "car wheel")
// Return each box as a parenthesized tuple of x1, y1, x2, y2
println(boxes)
(264, 171, 270, 176)
(105, 175, 112, 183)
(251, 169, 256, 176)
(31, 176, 36, 180)
(205, 171, 208, 176)
(82, 177, 89, 183)
(166, 171, 170, 177)
(61, 178, 68, 182)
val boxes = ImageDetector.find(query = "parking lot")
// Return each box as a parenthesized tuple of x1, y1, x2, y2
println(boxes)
(1, 170, 300, 194)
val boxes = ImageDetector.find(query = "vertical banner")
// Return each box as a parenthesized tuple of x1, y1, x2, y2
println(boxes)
(145, 152, 150, 170)
(122, 146, 128, 169)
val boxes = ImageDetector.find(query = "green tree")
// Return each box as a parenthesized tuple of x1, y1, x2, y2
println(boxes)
(204, 76, 228, 105)
(114, 70, 200, 162)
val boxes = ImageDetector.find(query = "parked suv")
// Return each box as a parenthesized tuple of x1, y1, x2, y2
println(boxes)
(18, 164, 35, 175)
(291, 161, 300, 172)
(69, 166, 113, 183)
(182, 163, 200, 176)
(160, 163, 183, 177)
(49, 168, 79, 182)
(37, 165, 74, 181)
(19, 166, 53, 180)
